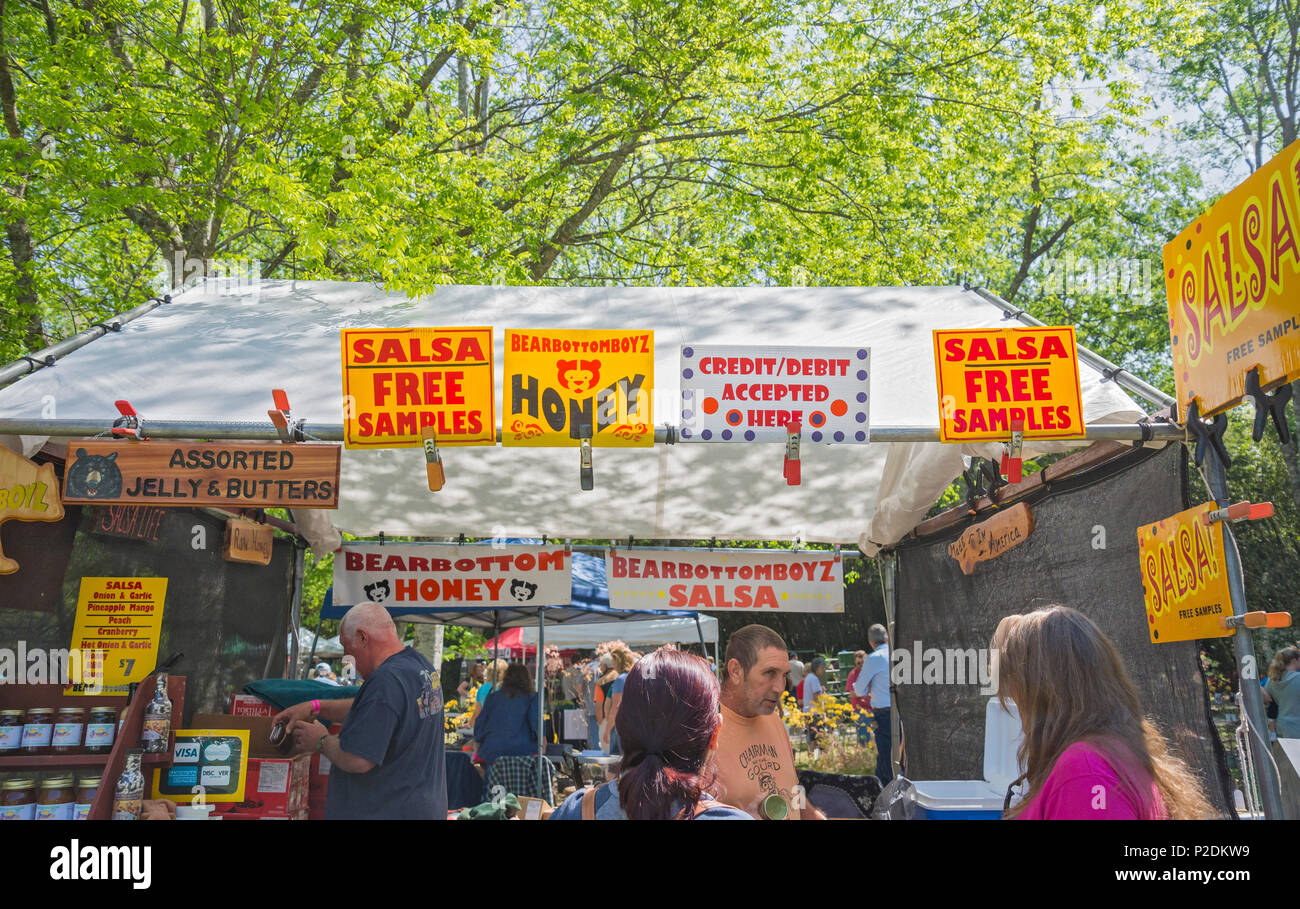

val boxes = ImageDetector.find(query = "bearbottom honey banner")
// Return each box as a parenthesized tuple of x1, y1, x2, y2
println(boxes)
(502, 328, 654, 446)
(333, 543, 572, 607)
(933, 326, 1085, 442)
(605, 549, 844, 612)
(1163, 137, 1300, 418)
(341, 327, 495, 449)
(1137, 503, 1233, 644)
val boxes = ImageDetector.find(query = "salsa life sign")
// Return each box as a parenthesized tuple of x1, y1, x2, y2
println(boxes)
(1163, 137, 1300, 418)
(678, 345, 871, 442)
(604, 549, 844, 613)
(333, 543, 572, 608)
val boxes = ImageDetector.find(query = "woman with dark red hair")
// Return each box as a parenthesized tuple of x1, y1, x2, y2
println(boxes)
(549, 648, 751, 820)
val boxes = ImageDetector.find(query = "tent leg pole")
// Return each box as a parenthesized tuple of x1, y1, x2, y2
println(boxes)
(694, 613, 706, 659)
(881, 553, 901, 783)
(1204, 447, 1285, 819)
(538, 607, 547, 801)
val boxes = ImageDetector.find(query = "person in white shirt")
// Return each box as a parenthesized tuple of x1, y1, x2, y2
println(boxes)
(787, 652, 805, 698)
(853, 625, 892, 783)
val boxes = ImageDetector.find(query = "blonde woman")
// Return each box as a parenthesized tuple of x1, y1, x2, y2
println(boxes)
(992, 605, 1213, 819)
(594, 653, 619, 752)
(472, 658, 509, 720)
(1264, 647, 1300, 737)
(604, 648, 637, 755)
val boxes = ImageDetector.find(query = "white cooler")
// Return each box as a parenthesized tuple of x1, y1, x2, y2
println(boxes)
(910, 698, 1025, 820)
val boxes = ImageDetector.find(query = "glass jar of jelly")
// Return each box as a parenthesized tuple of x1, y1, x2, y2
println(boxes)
(35, 775, 75, 821)
(51, 707, 85, 754)
(84, 707, 117, 754)
(74, 775, 100, 821)
(20, 708, 54, 755)
(0, 778, 36, 821)
(0, 710, 23, 752)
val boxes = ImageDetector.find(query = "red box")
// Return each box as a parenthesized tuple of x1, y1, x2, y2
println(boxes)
(230, 693, 275, 717)
(213, 754, 310, 819)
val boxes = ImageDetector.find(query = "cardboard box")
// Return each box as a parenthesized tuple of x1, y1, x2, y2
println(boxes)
(192, 714, 310, 820)
(516, 796, 553, 820)
(230, 693, 275, 717)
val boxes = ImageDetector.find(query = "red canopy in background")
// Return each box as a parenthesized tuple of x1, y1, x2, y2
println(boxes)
(481, 626, 534, 658)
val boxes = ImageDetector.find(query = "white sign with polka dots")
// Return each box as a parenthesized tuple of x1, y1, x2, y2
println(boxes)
(605, 549, 844, 613)
(677, 345, 870, 442)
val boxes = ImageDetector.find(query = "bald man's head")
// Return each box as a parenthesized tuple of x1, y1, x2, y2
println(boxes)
(340, 603, 403, 676)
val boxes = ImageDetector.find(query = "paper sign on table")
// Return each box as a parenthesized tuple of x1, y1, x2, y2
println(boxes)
(66, 577, 167, 695)
(678, 345, 870, 442)
(151, 729, 249, 803)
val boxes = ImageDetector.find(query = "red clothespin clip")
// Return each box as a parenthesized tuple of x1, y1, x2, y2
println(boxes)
(110, 400, 147, 440)
(267, 389, 298, 443)
(784, 421, 801, 486)
(1203, 501, 1274, 524)
(1000, 418, 1024, 483)
(422, 425, 445, 492)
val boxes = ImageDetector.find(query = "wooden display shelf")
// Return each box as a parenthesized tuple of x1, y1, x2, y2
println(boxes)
(0, 676, 186, 819)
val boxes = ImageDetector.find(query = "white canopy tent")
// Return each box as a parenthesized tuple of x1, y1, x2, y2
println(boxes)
(0, 280, 1147, 553)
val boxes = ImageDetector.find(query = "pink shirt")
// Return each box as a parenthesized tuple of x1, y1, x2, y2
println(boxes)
(1015, 742, 1166, 820)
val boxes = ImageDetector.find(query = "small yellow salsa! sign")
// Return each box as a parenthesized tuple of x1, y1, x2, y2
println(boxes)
(1137, 503, 1234, 644)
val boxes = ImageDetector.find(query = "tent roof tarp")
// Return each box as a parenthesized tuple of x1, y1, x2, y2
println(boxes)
(0, 281, 1143, 551)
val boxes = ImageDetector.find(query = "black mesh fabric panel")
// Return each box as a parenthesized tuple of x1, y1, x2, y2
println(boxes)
(893, 443, 1233, 816)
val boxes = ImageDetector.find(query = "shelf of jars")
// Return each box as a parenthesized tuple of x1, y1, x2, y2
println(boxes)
(0, 674, 186, 820)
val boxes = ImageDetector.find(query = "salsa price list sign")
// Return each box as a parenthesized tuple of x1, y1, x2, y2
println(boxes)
(933, 327, 1086, 442)
(678, 345, 871, 442)
(341, 327, 495, 449)
(503, 329, 654, 446)
(66, 577, 167, 695)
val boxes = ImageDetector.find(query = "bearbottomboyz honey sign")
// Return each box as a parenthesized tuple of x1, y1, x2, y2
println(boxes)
(341, 327, 495, 449)
(62, 441, 340, 508)
(605, 549, 844, 612)
(503, 329, 654, 446)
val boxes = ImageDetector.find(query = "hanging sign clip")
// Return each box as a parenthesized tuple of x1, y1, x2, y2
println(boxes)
(1184, 400, 1231, 468)
(1245, 367, 1293, 445)
(1221, 611, 1293, 631)
(1000, 418, 1025, 483)
(578, 424, 594, 491)
(784, 421, 802, 486)
(1203, 501, 1274, 524)
(110, 400, 147, 440)
(422, 425, 445, 492)
(267, 388, 304, 443)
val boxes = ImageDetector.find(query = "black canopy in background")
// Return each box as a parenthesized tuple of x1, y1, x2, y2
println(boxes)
(892, 443, 1235, 816)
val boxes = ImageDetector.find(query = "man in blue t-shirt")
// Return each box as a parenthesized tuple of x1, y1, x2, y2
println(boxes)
(277, 603, 447, 819)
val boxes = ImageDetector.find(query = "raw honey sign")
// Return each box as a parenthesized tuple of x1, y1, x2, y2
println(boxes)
(605, 549, 844, 612)
(0, 446, 64, 574)
(66, 577, 167, 695)
(341, 327, 495, 449)
(62, 441, 340, 508)
(934, 327, 1085, 442)
(1137, 503, 1234, 644)
(503, 329, 654, 446)
(678, 345, 871, 442)
(1163, 137, 1300, 418)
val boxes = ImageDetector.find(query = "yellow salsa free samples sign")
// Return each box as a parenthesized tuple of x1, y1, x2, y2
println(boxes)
(503, 329, 654, 446)
(1163, 137, 1300, 418)
(1137, 503, 1233, 644)
(341, 327, 495, 449)
(933, 327, 1085, 442)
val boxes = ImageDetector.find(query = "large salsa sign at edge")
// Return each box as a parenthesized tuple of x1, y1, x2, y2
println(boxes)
(1163, 136, 1300, 417)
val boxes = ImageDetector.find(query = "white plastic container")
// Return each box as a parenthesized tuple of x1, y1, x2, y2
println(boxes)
(911, 698, 1024, 820)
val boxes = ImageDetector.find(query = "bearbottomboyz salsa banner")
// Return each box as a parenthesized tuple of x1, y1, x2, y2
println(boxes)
(605, 549, 844, 612)
(333, 543, 572, 608)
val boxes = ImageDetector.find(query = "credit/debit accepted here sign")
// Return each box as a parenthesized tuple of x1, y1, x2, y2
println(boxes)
(933, 327, 1085, 442)
(678, 345, 870, 442)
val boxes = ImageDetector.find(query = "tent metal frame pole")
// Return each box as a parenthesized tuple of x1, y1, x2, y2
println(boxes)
(537, 606, 547, 801)
(693, 613, 707, 661)
(0, 418, 1185, 444)
(1203, 448, 1284, 820)
(880, 553, 901, 782)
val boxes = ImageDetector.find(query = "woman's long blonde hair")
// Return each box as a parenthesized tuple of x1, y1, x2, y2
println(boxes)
(992, 605, 1213, 819)
(1268, 647, 1300, 682)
